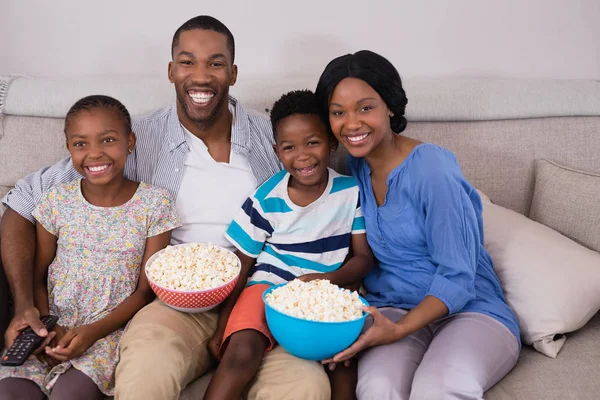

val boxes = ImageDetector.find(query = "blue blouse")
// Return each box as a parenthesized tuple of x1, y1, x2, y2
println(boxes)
(348, 143, 520, 342)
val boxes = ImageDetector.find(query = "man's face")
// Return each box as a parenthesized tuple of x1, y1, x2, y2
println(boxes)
(168, 29, 237, 128)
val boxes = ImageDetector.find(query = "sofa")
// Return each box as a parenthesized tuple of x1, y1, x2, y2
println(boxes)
(1, 75, 599, 399)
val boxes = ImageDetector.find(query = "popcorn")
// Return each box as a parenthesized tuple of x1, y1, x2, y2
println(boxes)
(146, 243, 240, 291)
(265, 279, 364, 322)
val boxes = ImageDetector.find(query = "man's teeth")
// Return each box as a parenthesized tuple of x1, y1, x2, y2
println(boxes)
(189, 92, 214, 104)
(347, 133, 369, 142)
(88, 165, 108, 172)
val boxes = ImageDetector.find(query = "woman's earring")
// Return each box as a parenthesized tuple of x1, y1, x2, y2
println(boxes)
(389, 112, 395, 117)
(128, 148, 133, 154)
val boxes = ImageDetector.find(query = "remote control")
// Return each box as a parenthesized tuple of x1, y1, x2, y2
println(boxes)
(1, 315, 59, 367)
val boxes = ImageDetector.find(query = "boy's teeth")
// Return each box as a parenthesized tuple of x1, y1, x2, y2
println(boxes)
(347, 133, 369, 142)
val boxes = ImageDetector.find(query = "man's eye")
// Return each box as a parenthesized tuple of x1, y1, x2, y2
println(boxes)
(180, 60, 192, 65)
(210, 62, 224, 67)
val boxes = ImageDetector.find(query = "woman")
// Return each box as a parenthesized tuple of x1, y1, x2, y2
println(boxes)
(315, 51, 520, 400)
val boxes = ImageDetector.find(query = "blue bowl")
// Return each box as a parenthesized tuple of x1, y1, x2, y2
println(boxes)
(262, 284, 369, 361)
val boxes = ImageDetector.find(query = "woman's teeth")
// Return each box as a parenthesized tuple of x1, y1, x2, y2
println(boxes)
(189, 92, 214, 104)
(347, 133, 369, 143)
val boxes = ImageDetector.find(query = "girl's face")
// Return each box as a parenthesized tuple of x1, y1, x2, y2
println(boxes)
(328, 77, 393, 158)
(65, 107, 135, 186)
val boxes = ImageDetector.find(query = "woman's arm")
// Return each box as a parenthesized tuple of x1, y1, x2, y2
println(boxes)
(49, 230, 170, 361)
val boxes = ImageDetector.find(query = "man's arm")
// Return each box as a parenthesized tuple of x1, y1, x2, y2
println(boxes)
(0, 208, 48, 344)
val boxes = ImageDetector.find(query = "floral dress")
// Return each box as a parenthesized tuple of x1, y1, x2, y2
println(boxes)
(0, 179, 180, 396)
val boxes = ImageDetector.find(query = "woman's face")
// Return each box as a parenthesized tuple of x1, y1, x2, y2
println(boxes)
(328, 77, 393, 158)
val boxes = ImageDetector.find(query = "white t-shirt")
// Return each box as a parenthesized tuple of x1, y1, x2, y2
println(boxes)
(171, 123, 257, 251)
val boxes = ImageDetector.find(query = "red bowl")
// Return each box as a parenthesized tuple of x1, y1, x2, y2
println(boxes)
(145, 244, 240, 313)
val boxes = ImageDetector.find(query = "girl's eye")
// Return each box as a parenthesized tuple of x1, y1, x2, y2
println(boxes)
(103, 137, 116, 143)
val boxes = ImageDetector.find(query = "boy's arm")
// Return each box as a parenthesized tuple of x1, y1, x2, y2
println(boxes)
(301, 233, 373, 288)
(48, 231, 169, 361)
(209, 251, 256, 355)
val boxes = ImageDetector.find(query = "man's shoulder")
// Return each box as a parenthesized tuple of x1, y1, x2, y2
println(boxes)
(132, 105, 174, 133)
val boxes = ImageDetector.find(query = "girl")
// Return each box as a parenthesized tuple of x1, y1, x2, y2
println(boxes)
(0, 95, 180, 399)
(315, 51, 521, 399)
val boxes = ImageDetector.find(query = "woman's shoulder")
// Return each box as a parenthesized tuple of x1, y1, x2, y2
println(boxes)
(407, 143, 460, 176)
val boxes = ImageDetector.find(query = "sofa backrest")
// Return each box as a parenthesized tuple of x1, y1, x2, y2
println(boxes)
(1, 76, 600, 216)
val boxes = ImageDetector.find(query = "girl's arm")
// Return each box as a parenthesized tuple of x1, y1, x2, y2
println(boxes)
(49, 230, 170, 360)
(208, 251, 256, 359)
(299, 233, 373, 288)
(33, 222, 57, 316)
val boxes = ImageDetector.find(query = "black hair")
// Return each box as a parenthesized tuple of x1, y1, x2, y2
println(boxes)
(64, 95, 132, 134)
(315, 50, 408, 134)
(269, 89, 335, 144)
(171, 15, 235, 63)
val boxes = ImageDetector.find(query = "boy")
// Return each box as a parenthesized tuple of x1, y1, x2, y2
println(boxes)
(205, 90, 373, 400)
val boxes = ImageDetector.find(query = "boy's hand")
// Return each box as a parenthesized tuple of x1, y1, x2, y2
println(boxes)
(297, 273, 327, 283)
(45, 325, 97, 362)
(208, 329, 225, 361)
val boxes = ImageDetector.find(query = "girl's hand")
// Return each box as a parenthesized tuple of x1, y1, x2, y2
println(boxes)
(322, 306, 405, 364)
(45, 325, 97, 362)
(35, 324, 67, 367)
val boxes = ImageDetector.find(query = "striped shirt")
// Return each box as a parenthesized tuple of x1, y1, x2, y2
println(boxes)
(2, 97, 282, 223)
(225, 168, 366, 286)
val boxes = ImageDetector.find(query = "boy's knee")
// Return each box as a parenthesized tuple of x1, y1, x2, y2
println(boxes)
(221, 333, 266, 371)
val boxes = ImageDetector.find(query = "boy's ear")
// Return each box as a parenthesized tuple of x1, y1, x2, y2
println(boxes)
(273, 144, 282, 162)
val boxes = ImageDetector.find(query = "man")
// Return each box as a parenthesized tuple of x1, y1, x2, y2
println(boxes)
(0, 15, 330, 399)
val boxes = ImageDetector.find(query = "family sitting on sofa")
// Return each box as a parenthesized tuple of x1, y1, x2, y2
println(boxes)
(0, 15, 521, 400)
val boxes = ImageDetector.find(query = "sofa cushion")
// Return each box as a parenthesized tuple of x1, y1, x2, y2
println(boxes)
(529, 159, 600, 253)
(481, 193, 600, 358)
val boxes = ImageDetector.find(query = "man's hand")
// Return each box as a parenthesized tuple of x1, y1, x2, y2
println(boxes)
(45, 325, 96, 362)
(5, 307, 48, 349)
(208, 329, 225, 361)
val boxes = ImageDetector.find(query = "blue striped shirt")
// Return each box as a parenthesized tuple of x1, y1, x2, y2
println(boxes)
(225, 168, 366, 286)
(2, 97, 282, 223)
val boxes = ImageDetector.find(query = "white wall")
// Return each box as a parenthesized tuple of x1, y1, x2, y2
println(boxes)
(1, 0, 599, 80)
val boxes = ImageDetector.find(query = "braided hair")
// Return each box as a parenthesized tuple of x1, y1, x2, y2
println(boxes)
(64, 95, 132, 134)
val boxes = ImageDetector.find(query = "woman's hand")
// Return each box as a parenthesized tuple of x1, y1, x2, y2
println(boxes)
(322, 306, 405, 364)
(45, 325, 97, 362)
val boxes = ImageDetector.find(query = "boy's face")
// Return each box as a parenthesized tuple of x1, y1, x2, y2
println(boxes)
(274, 114, 336, 188)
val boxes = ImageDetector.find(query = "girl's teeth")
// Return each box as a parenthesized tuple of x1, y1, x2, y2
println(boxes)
(347, 133, 369, 142)
(88, 165, 108, 172)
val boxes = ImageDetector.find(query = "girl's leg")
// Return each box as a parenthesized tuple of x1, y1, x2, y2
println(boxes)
(49, 367, 103, 400)
(410, 312, 520, 400)
(0, 378, 46, 400)
(356, 308, 432, 400)
(204, 329, 269, 400)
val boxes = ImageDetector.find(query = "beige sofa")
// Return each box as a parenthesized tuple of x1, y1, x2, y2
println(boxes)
(1, 75, 599, 399)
